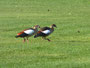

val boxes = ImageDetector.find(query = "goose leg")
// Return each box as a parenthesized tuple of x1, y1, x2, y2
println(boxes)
(42, 37, 45, 40)
(26, 37, 29, 42)
(23, 38, 26, 42)
(43, 37, 51, 42)
(46, 38, 51, 42)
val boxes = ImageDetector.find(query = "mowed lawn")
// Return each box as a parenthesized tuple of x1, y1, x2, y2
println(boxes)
(0, 0, 90, 68)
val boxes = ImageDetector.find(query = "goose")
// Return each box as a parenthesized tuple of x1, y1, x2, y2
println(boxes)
(34, 24, 56, 41)
(15, 25, 40, 42)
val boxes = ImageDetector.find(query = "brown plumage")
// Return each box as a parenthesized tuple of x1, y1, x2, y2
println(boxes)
(15, 25, 40, 42)
(34, 24, 57, 41)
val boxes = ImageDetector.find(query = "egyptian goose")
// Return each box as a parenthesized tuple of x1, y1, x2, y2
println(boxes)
(15, 25, 40, 42)
(34, 24, 57, 41)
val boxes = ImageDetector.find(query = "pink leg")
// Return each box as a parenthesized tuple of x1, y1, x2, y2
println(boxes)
(27, 37, 29, 42)
(42, 37, 44, 40)
(43, 37, 51, 42)
(23, 38, 26, 43)
(47, 39, 51, 42)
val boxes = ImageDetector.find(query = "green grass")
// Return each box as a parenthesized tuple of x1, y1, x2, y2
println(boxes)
(0, 0, 90, 68)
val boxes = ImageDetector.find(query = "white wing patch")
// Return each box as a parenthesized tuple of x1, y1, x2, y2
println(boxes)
(24, 30, 34, 35)
(42, 30, 50, 34)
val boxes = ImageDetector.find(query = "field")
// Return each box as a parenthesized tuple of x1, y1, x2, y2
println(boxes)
(0, 0, 90, 68)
